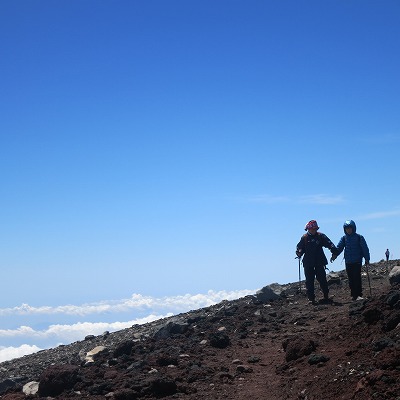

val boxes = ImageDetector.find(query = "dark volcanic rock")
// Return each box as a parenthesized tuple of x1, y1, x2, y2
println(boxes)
(113, 388, 140, 400)
(382, 309, 400, 331)
(113, 340, 136, 357)
(145, 376, 177, 397)
(283, 336, 316, 361)
(362, 305, 383, 324)
(153, 321, 189, 339)
(208, 331, 230, 348)
(386, 289, 400, 308)
(308, 353, 330, 365)
(0, 379, 19, 394)
(38, 364, 79, 396)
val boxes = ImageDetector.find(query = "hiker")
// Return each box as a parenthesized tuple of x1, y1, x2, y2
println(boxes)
(385, 249, 390, 261)
(296, 220, 338, 304)
(330, 220, 370, 301)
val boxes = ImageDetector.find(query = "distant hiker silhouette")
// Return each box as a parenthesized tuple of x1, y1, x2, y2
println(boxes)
(385, 249, 390, 261)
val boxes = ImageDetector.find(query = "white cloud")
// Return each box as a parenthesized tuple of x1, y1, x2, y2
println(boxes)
(356, 209, 400, 220)
(0, 314, 170, 350)
(299, 194, 345, 205)
(0, 325, 37, 337)
(321, 207, 400, 225)
(0, 344, 42, 363)
(0, 289, 257, 362)
(41, 314, 171, 342)
(0, 289, 255, 317)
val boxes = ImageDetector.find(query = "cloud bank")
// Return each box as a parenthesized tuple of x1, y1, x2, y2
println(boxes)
(0, 289, 255, 363)
(0, 289, 254, 317)
(0, 344, 42, 363)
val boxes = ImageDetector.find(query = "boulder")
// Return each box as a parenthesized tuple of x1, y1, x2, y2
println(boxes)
(389, 266, 400, 285)
(382, 310, 400, 332)
(0, 379, 18, 395)
(385, 290, 400, 308)
(254, 283, 284, 303)
(85, 345, 108, 363)
(22, 381, 39, 395)
(113, 340, 135, 357)
(308, 354, 330, 365)
(38, 364, 79, 397)
(283, 336, 316, 362)
(327, 272, 341, 285)
(146, 377, 177, 397)
(153, 321, 189, 339)
(208, 331, 230, 349)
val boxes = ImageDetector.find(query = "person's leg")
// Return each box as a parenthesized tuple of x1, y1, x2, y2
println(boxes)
(353, 262, 363, 298)
(345, 263, 356, 299)
(315, 265, 329, 299)
(303, 265, 316, 301)
(346, 262, 363, 299)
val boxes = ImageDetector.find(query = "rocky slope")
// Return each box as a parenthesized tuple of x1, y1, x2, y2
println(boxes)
(0, 260, 400, 400)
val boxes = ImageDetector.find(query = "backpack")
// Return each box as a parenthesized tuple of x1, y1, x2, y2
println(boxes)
(302, 232, 323, 248)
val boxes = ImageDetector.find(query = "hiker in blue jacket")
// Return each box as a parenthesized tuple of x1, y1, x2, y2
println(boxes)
(330, 220, 370, 301)
(296, 220, 338, 304)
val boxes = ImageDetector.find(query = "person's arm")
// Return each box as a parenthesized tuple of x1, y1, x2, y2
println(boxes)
(360, 235, 370, 264)
(296, 237, 305, 257)
(330, 236, 345, 262)
(322, 234, 338, 254)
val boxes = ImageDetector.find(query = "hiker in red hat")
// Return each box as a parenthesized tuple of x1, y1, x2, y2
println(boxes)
(296, 220, 338, 304)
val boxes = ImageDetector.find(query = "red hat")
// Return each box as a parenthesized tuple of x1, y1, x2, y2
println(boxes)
(305, 220, 319, 231)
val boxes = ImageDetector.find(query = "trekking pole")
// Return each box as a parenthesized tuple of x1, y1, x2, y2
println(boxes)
(365, 262, 372, 297)
(295, 256, 302, 293)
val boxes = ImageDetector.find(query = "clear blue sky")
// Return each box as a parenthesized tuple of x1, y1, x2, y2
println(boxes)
(1, 0, 400, 313)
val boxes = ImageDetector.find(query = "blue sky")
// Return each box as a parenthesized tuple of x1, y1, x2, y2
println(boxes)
(1, 1, 400, 361)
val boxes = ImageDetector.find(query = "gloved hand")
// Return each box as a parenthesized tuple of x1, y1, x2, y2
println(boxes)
(296, 250, 302, 258)
(330, 254, 337, 263)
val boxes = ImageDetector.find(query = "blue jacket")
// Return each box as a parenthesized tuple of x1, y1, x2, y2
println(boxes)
(336, 220, 370, 264)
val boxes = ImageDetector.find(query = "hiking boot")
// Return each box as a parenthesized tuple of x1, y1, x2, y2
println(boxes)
(356, 296, 364, 301)
(308, 299, 316, 305)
